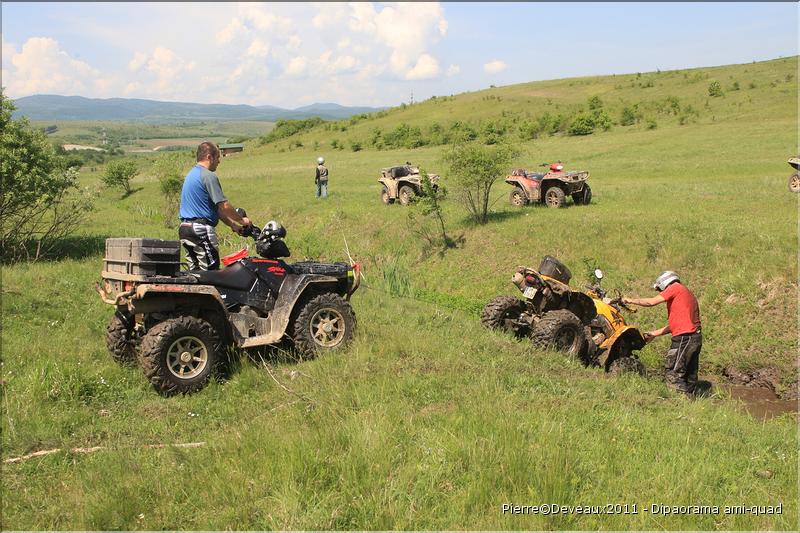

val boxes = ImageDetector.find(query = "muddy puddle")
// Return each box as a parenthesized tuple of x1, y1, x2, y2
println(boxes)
(715, 384, 798, 421)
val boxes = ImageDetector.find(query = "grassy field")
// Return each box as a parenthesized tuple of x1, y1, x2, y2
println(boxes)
(2, 57, 798, 530)
(32, 120, 275, 152)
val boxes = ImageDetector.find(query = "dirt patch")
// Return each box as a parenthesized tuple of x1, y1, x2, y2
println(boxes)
(716, 384, 798, 421)
(721, 366, 799, 399)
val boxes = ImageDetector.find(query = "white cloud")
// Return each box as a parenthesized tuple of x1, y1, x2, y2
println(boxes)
(447, 64, 460, 77)
(247, 38, 270, 58)
(287, 35, 302, 50)
(285, 56, 308, 77)
(216, 17, 248, 45)
(484, 60, 507, 74)
(5, 37, 109, 97)
(331, 55, 358, 74)
(405, 54, 440, 80)
(337, 37, 351, 49)
(128, 51, 147, 71)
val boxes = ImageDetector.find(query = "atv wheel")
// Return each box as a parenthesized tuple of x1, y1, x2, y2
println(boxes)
(509, 188, 527, 207)
(531, 309, 586, 357)
(291, 292, 356, 358)
(544, 187, 566, 208)
(480, 295, 525, 334)
(572, 184, 592, 205)
(609, 356, 646, 376)
(398, 185, 416, 206)
(140, 316, 221, 396)
(381, 185, 394, 204)
(106, 310, 139, 366)
(789, 173, 800, 193)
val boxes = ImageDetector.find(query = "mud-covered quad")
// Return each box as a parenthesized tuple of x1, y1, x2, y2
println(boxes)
(378, 162, 440, 205)
(480, 256, 645, 374)
(788, 156, 800, 193)
(97, 220, 360, 396)
(505, 162, 591, 208)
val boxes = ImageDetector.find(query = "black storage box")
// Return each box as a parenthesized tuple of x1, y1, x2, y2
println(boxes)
(104, 238, 181, 277)
(290, 261, 350, 276)
(539, 255, 572, 285)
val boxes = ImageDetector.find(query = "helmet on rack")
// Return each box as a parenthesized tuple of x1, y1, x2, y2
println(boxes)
(652, 271, 680, 291)
(317, 156, 325, 165)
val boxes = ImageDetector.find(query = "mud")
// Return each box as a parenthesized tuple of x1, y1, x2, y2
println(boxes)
(716, 383, 798, 421)
(722, 366, 799, 400)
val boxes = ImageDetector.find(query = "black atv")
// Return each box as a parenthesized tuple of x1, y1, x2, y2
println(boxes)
(97, 217, 360, 396)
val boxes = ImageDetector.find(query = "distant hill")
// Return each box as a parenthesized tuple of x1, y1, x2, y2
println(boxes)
(10, 94, 387, 122)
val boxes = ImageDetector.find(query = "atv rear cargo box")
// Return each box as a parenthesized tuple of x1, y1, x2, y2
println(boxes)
(104, 238, 181, 277)
(539, 255, 572, 285)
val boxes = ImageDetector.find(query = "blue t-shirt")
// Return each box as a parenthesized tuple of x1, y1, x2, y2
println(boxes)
(179, 165, 227, 226)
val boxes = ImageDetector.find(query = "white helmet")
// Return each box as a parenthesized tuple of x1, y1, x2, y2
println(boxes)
(317, 156, 325, 165)
(653, 270, 680, 291)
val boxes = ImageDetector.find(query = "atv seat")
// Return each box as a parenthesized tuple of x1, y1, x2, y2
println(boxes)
(191, 262, 256, 290)
(526, 172, 545, 180)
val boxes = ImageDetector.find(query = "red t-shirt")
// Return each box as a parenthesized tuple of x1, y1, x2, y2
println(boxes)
(660, 282, 701, 335)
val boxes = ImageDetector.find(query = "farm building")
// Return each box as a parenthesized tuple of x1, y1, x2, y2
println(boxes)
(219, 143, 244, 157)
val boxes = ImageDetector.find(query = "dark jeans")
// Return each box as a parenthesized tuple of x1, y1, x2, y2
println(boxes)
(179, 222, 220, 271)
(665, 331, 702, 394)
(316, 180, 328, 198)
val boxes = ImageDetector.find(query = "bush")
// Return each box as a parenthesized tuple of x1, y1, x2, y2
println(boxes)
(350, 140, 362, 152)
(0, 91, 94, 261)
(645, 118, 658, 130)
(260, 117, 324, 144)
(708, 80, 723, 97)
(588, 95, 603, 111)
(102, 159, 138, 194)
(152, 152, 191, 227)
(568, 113, 595, 136)
(440, 141, 519, 225)
(620, 106, 637, 126)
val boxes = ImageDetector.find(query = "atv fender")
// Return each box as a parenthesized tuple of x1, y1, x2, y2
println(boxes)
(378, 177, 398, 198)
(129, 284, 227, 315)
(597, 326, 646, 367)
(567, 292, 597, 324)
(238, 275, 342, 348)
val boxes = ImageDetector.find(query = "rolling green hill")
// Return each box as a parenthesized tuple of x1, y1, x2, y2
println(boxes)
(2, 56, 797, 530)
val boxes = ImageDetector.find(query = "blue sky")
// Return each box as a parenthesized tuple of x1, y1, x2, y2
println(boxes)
(1, 2, 796, 108)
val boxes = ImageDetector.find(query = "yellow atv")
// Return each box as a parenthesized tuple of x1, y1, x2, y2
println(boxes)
(481, 257, 646, 374)
(583, 269, 647, 375)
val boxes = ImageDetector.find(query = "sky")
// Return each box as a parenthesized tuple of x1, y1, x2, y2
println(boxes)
(1, 2, 797, 108)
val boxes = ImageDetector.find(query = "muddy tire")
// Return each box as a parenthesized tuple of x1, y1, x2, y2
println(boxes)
(509, 187, 527, 207)
(531, 309, 586, 357)
(291, 292, 356, 358)
(140, 316, 221, 396)
(481, 295, 525, 334)
(106, 311, 139, 366)
(544, 186, 566, 208)
(572, 184, 592, 205)
(399, 185, 416, 206)
(381, 185, 394, 204)
(609, 356, 646, 376)
(789, 173, 800, 193)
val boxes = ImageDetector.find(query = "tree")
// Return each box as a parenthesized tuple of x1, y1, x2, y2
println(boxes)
(708, 80, 723, 97)
(568, 113, 595, 136)
(620, 106, 637, 126)
(102, 159, 138, 194)
(407, 169, 455, 255)
(0, 90, 94, 261)
(441, 141, 519, 225)
(152, 152, 190, 227)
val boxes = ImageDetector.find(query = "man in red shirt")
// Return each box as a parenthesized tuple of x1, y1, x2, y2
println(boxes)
(622, 271, 702, 395)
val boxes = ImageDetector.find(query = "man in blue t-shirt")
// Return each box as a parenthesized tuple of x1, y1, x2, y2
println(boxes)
(178, 142, 251, 270)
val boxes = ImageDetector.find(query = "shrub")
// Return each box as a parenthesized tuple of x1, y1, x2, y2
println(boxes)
(708, 80, 723, 97)
(0, 91, 94, 261)
(440, 141, 519, 224)
(731, 81, 740, 91)
(152, 152, 190, 227)
(102, 160, 138, 194)
(568, 113, 595, 136)
(620, 106, 637, 126)
(350, 140, 362, 152)
(645, 118, 658, 130)
(588, 95, 603, 111)
(260, 117, 324, 144)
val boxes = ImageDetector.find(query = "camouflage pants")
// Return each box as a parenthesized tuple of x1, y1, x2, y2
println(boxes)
(664, 332, 702, 394)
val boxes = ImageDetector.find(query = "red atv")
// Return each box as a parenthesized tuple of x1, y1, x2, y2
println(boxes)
(505, 161, 592, 208)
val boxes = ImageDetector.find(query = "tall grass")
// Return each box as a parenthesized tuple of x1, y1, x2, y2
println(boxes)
(2, 57, 798, 529)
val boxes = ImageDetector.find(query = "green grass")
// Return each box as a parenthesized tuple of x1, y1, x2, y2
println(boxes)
(2, 57, 798, 530)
